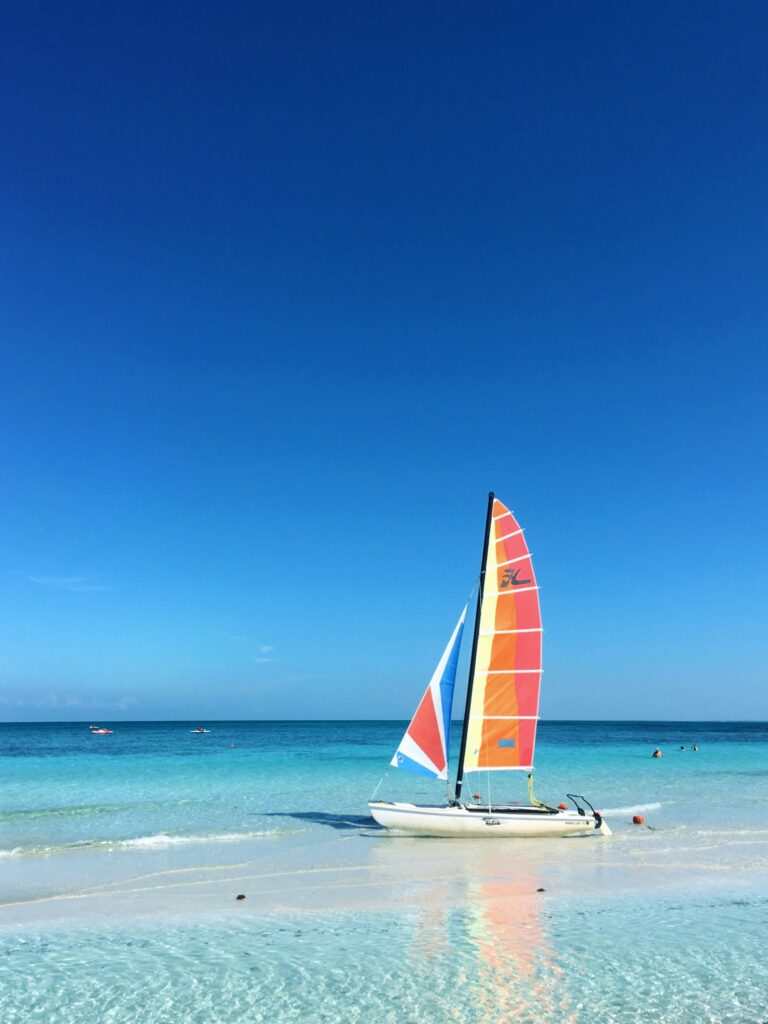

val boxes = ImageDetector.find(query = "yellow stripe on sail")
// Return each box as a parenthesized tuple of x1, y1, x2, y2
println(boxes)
(463, 513, 500, 771)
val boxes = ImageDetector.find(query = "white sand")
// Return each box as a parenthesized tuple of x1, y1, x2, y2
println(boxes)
(2, 819, 765, 931)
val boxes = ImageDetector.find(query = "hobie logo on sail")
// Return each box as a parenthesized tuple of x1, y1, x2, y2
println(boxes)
(500, 567, 532, 588)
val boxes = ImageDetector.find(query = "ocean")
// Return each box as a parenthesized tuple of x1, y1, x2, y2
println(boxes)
(1, 720, 767, 1022)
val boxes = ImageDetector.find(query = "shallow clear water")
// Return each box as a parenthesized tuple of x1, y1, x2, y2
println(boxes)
(1, 721, 766, 1022)
(2, 893, 766, 1023)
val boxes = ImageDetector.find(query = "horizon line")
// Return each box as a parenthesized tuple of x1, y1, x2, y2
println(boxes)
(1, 717, 766, 726)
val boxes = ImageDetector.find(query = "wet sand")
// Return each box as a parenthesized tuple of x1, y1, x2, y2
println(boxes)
(3, 813, 766, 931)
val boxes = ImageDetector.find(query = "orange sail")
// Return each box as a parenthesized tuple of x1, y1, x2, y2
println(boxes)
(462, 498, 541, 773)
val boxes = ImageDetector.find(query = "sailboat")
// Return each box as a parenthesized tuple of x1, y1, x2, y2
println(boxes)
(369, 493, 608, 838)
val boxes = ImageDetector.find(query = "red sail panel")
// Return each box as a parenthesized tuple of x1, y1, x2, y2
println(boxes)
(407, 688, 446, 774)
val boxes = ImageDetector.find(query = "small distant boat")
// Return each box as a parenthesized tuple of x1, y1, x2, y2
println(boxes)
(190, 727, 211, 733)
(369, 493, 608, 839)
(91, 728, 113, 735)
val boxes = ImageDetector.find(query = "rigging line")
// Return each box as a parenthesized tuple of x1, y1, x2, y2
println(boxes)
(369, 770, 389, 803)
(465, 577, 480, 606)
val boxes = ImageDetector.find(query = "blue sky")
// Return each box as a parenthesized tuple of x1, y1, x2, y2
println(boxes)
(1, 1, 766, 721)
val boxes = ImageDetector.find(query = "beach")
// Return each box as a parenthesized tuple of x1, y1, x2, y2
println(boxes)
(1, 721, 767, 1022)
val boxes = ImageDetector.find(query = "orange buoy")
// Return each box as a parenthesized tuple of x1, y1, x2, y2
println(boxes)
(558, 803, 568, 810)
(632, 815, 645, 825)
(472, 793, 482, 800)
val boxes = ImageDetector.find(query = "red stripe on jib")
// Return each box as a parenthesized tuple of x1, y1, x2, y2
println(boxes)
(407, 688, 445, 771)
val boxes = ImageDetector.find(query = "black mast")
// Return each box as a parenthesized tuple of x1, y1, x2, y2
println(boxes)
(454, 491, 495, 801)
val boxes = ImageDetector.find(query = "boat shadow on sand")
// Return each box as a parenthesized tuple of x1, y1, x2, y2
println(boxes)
(263, 811, 382, 831)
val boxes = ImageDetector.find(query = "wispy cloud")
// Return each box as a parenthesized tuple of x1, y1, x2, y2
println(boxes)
(28, 575, 109, 593)
(252, 643, 276, 664)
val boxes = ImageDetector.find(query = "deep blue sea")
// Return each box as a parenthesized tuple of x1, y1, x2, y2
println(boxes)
(1, 720, 767, 1022)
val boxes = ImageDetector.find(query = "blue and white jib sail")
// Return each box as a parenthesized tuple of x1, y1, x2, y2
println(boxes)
(391, 607, 467, 780)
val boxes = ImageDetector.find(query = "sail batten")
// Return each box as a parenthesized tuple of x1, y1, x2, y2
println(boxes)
(473, 669, 540, 675)
(470, 715, 539, 720)
(461, 498, 542, 775)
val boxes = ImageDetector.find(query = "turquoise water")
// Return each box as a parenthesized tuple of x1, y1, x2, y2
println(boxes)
(1, 721, 767, 1021)
(3, 720, 767, 854)
(3, 895, 768, 1024)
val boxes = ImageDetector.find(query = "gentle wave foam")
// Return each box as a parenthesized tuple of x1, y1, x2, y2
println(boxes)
(599, 802, 662, 816)
(116, 831, 278, 849)
(0, 829, 295, 859)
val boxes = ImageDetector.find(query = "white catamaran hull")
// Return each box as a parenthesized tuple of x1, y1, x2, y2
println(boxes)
(369, 801, 600, 838)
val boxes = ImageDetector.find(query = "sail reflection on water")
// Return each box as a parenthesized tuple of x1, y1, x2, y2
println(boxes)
(372, 840, 578, 1022)
(460, 876, 578, 1023)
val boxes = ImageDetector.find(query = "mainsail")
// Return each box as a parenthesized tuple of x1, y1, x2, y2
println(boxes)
(390, 607, 467, 780)
(461, 497, 542, 776)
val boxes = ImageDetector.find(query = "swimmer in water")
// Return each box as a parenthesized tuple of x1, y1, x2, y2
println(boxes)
(652, 748, 663, 758)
